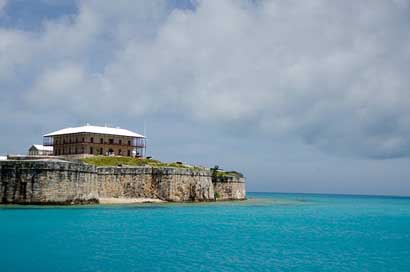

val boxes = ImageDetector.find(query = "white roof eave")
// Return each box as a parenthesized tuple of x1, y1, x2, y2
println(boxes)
(32, 145, 53, 151)
(44, 125, 145, 138)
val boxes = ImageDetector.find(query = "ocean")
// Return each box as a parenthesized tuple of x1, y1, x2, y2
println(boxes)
(1, 193, 409, 272)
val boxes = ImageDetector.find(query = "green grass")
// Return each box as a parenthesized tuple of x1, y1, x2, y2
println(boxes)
(81, 157, 239, 174)
(81, 156, 202, 169)
(214, 170, 243, 178)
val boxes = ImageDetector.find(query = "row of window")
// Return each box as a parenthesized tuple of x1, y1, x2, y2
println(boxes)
(55, 147, 132, 156)
(54, 137, 132, 145)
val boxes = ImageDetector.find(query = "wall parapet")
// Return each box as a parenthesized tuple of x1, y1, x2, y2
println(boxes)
(0, 159, 245, 204)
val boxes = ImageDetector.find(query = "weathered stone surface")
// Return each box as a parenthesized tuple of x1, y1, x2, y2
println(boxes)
(213, 176, 246, 200)
(0, 160, 246, 204)
(0, 160, 98, 204)
(97, 167, 154, 199)
(153, 168, 214, 201)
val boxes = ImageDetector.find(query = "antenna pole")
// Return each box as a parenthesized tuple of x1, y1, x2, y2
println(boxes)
(143, 121, 147, 157)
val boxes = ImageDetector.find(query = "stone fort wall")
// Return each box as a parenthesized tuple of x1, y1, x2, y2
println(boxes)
(0, 160, 246, 204)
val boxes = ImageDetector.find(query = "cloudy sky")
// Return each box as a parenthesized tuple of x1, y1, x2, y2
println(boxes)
(1, 0, 410, 195)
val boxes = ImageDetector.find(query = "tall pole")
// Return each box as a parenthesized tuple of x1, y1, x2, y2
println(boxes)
(143, 120, 147, 158)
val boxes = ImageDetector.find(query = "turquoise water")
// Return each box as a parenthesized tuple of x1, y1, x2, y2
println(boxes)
(1, 193, 410, 272)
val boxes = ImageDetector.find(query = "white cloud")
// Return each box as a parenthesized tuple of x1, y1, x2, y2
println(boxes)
(0, 0, 6, 13)
(1, 0, 410, 158)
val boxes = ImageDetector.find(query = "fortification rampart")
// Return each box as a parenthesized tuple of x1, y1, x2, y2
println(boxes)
(213, 175, 247, 200)
(0, 160, 245, 204)
(0, 160, 98, 204)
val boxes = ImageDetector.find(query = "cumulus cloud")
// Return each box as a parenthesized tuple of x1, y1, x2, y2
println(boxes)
(1, 0, 410, 158)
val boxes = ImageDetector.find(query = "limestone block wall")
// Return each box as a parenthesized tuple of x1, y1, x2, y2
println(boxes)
(0, 160, 246, 204)
(213, 176, 246, 201)
(0, 160, 98, 204)
(153, 168, 214, 202)
(97, 167, 155, 199)
(96, 167, 216, 201)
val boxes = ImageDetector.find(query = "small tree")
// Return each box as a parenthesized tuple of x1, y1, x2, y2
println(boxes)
(210, 165, 221, 181)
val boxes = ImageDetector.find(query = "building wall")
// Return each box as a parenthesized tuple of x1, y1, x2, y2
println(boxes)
(0, 160, 246, 204)
(28, 147, 53, 156)
(92, 167, 215, 201)
(213, 176, 247, 200)
(51, 133, 143, 157)
(152, 168, 215, 201)
(0, 160, 98, 204)
(97, 167, 155, 199)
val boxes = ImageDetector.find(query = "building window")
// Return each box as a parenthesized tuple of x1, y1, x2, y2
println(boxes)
(109, 139, 113, 144)
(100, 148, 103, 155)
(119, 139, 122, 145)
(100, 138, 103, 144)
(91, 137, 94, 143)
(82, 137, 85, 143)
(90, 147, 93, 154)
(128, 140, 131, 146)
(127, 150, 131, 156)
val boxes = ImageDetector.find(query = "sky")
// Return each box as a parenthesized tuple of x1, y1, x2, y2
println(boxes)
(1, 0, 410, 196)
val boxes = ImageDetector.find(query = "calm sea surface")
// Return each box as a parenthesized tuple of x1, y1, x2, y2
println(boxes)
(1, 193, 410, 272)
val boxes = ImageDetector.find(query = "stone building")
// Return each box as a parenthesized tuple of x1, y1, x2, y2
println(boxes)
(43, 125, 145, 157)
(28, 144, 53, 156)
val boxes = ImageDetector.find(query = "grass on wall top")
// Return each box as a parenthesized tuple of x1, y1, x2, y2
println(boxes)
(214, 170, 243, 178)
(81, 156, 200, 169)
(81, 157, 242, 177)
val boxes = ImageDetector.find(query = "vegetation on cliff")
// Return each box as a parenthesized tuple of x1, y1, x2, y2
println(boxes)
(210, 165, 244, 179)
(81, 156, 203, 169)
(215, 170, 243, 178)
(81, 157, 243, 179)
